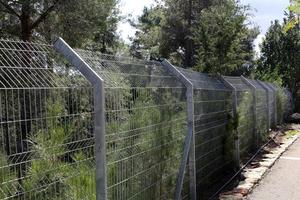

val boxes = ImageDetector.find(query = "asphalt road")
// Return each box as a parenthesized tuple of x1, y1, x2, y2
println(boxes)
(248, 138, 300, 200)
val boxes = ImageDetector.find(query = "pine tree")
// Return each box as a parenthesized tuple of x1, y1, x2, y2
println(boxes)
(130, 5, 165, 59)
(0, 0, 120, 50)
(194, 0, 258, 75)
(257, 16, 300, 104)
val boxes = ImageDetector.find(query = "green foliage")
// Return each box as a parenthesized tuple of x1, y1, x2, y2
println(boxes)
(0, 95, 96, 200)
(286, 130, 300, 137)
(64, 153, 96, 200)
(0, 0, 120, 50)
(98, 64, 188, 198)
(289, 0, 300, 13)
(42, 0, 120, 50)
(130, 6, 166, 59)
(255, 67, 283, 86)
(106, 86, 187, 199)
(237, 91, 255, 156)
(131, 0, 257, 74)
(276, 87, 289, 124)
(160, 0, 217, 67)
(129, 0, 218, 67)
(224, 112, 239, 164)
(257, 18, 300, 102)
(226, 113, 239, 134)
(284, 0, 300, 31)
(194, 0, 258, 75)
(0, 153, 18, 199)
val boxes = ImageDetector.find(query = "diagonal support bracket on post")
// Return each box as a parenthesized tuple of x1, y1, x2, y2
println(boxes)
(53, 38, 107, 200)
(161, 60, 196, 200)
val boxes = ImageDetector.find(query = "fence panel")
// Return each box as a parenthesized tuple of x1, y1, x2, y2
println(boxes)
(73, 50, 189, 200)
(176, 68, 234, 198)
(268, 84, 293, 124)
(259, 82, 276, 128)
(265, 83, 278, 125)
(246, 79, 269, 143)
(223, 76, 255, 158)
(161, 60, 196, 200)
(0, 39, 95, 200)
(0, 38, 295, 200)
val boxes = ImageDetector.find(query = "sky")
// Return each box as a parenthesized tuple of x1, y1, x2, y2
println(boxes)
(241, 0, 290, 52)
(117, 0, 155, 43)
(117, 0, 290, 51)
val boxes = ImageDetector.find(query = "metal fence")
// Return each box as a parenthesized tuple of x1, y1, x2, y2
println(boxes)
(175, 68, 234, 199)
(222, 76, 256, 159)
(0, 38, 293, 200)
(0, 39, 95, 199)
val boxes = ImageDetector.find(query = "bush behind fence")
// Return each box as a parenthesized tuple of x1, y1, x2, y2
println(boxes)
(0, 38, 293, 200)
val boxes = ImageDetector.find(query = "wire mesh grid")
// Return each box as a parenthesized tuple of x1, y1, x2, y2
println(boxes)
(0, 39, 95, 200)
(266, 83, 283, 124)
(246, 79, 269, 143)
(259, 82, 276, 128)
(75, 50, 188, 199)
(177, 68, 233, 197)
(223, 76, 255, 157)
(0, 38, 295, 200)
(265, 84, 293, 124)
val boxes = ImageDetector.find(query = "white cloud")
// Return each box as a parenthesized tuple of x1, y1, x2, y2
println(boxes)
(117, 0, 155, 43)
(254, 34, 265, 57)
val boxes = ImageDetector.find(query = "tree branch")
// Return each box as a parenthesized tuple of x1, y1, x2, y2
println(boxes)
(0, 0, 20, 17)
(31, 0, 61, 29)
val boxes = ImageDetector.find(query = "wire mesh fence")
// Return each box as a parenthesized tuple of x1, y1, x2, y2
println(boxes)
(75, 50, 188, 200)
(176, 69, 234, 198)
(0, 39, 95, 199)
(0, 37, 294, 200)
(247, 78, 269, 144)
(223, 76, 256, 158)
(260, 82, 276, 128)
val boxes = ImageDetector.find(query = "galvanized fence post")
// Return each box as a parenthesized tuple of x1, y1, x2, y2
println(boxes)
(241, 76, 258, 149)
(161, 60, 196, 200)
(220, 76, 240, 170)
(257, 81, 271, 131)
(54, 38, 107, 200)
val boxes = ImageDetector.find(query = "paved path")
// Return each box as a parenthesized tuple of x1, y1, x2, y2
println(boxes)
(248, 138, 300, 200)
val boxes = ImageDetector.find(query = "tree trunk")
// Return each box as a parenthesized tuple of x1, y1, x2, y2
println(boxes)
(14, 3, 33, 192)
(20, 2, 33, 42)
(19, 5, 32, 162)
(20, 13, 32, 41)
